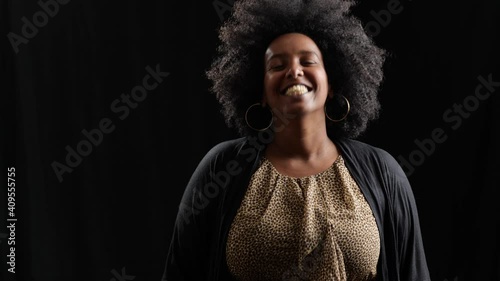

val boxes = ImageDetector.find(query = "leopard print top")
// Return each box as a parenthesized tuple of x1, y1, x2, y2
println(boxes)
(226, 155, 380, 281)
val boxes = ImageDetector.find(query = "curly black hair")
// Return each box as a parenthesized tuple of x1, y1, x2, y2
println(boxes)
(206, 0, 386, 139)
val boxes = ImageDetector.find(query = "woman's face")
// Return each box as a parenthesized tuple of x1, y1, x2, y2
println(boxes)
(263, 32, 331, 117)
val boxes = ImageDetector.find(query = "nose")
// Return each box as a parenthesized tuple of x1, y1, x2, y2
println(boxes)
(286, 62, 304, 78)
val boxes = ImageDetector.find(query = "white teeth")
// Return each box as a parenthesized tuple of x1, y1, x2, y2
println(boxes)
(284, 85, 309, 96)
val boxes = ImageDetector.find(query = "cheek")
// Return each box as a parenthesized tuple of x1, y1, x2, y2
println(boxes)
(316, 70, 329, 88)
(262, 74, 272, 101)
(263, 73, 280, 92)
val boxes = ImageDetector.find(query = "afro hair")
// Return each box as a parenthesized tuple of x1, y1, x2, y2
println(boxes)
(206, 0, 387, 139)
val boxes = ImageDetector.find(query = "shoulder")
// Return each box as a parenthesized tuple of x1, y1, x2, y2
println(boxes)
(336, 137, 406, 180)
(195, 136, 255, 170)
(337, 138, 419, 213)
(203, 137, 248, 160)
(336, 138, 395, 163)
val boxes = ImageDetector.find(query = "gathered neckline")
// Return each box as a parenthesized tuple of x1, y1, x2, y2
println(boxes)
(261, 154, 342, 180)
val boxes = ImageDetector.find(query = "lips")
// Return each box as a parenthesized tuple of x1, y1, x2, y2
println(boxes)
(282, 84, 312, 96)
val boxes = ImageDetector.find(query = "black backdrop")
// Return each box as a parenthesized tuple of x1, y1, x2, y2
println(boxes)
(2, 0, 499, 280)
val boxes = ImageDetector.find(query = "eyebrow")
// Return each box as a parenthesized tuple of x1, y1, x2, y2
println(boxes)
(266, 50, 321, 61)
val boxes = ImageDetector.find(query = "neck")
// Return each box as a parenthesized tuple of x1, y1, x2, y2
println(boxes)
(268, 112, 334, 161)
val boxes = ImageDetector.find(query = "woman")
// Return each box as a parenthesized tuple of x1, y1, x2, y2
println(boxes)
(162, 0, 430, 280)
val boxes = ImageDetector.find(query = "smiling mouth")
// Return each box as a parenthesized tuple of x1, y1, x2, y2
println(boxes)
(282, 84, 311, 96)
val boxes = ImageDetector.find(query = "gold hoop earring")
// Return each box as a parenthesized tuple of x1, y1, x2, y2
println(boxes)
(245, 103, 273, 131)
(325, 95, 350, 122)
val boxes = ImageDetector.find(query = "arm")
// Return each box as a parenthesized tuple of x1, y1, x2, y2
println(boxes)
(383, 153, 431, 281)
(162, 147, 221, 281)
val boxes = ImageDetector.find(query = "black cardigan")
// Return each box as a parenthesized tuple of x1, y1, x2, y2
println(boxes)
(162, 135, 431, 281)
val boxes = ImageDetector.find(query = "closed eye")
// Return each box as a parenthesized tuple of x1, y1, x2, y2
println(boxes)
(268, 65, 285, 71)
(302, 60, 317, 66)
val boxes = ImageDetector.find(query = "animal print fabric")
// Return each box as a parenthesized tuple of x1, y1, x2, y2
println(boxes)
(226, 155, 380, 281)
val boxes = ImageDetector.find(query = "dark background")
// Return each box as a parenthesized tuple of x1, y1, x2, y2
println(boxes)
(2, 0, 499, 280)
